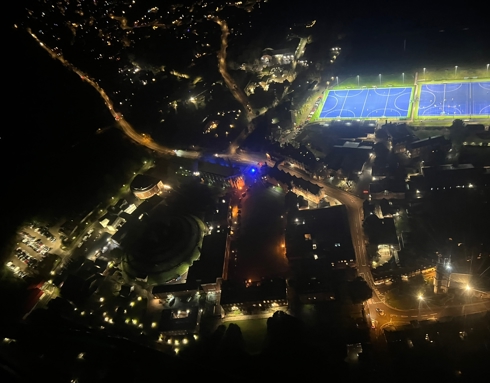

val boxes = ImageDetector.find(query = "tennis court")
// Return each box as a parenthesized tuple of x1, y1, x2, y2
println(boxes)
(418, 82, 490, 117)
(319, 87, 413, 119)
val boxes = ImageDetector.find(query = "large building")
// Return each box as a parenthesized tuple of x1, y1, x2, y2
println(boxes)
(194, 161, 241, 188)
(369, 178, 406, 200)
(220, 278, 288, 315)
(151, 230, 229, 333)
(294, 276, 336, 303)
(117, 203, 207, 285)
(384, 122, 416, 153)
(285, 205, 356, 271)
(261, 45, 297, 66)
(151, 230, 228, 297)
(130, 174, 165, 199)
(266, 143, 318, 174)
(409, 164, 490, 194)
(407, 135, 450, 160)
(265, 166, 324, 205)
(325, 140, 373, 178)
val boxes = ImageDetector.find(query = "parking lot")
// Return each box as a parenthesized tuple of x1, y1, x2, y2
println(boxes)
(6, 223, 65, 279)
(228, 178, 290, 281)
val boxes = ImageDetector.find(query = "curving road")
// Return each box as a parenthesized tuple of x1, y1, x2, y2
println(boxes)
(29, 16, 252, 157)
(27, 29, 200, 159)
(267, 162, 490, 324)
(212, 17, 253, 122)
(27, 29, 488, 324)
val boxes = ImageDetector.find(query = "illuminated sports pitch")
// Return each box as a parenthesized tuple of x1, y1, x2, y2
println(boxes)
(319, 87, 413, 119)
(418, 82, 490, 117)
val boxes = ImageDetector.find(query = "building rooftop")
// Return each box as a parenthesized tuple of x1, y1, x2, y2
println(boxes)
(267, 167, 322, 195)
(151, 231, 226, 295)
(159, 306, 200, 334)
(372, 164, 390, 178)
(271, 48, 295, 56)
(152, 281, 199, 295)
(197, 161, 238, 178)
(422, 163, 475, 175)
(409, 135, 447, 149)
(377, 218, 399, 246)
(203, 196, 230, 226)
(130, 174, 161, 192)
(111, 195, 162, 245)
(326, 146, 370, 173)
(220, 278, 287, 306)
(379, 198, 393, 217)
(285, 205, 355, 265)
(412, 164, 488, 190)
(334, 140, 373, 150)
(268, 143, 317, 169)
(369, 178, 407, 194)
(187, 231, 227, 285)
(294, 276, 334, 295)
(385, 123, 416, 142)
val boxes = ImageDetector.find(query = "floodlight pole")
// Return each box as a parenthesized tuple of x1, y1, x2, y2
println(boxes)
(379, 74, 381, 86)
(357, 75, 359, 86)
(336, 76, 339, 86)
(402, 73, 405, 84)
(455, 66, 458, 78)
(487, 64, 489, 74)
(423, 67, 426, 79)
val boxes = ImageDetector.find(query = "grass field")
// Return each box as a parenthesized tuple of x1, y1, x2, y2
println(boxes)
(411, 127, 447, 139)
(414, 80, 490, 119)
(333, 67, 490, 89)
(318, 87, 413, 119)
(307, 66, 490, 124)
(413, 79, 490, 126)
(331, 73, 416, 90)
(230, 318, 268, 354)
(417, 67, 489, 82)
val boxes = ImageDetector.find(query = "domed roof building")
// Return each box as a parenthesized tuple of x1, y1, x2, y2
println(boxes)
(130, 174, 165, 199)
(120, 209, 206, 285)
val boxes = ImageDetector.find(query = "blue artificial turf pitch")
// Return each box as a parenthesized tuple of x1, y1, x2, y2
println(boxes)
(319, 87, 413, 119)
(418, 82, 490, 117)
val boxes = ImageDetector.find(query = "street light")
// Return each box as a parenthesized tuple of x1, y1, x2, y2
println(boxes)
(487, 64, 489, 74)
(455, 66, 458, 77)
(357, 75, 359, 86)
(402, 72, 405, 84)
(379, 74, 382, 86)
(336, 76, 339, 86)
(423, 67, 426, 78)
(418, 294, 424, 320)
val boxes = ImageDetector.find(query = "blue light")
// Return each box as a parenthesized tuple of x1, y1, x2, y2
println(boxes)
(250, 168, 256, 173)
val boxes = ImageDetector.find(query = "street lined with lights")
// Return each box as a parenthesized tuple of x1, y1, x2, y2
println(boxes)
(23, 9, 490, 336)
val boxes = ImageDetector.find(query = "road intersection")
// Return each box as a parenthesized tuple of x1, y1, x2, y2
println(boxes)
(27, 26, 489, 327)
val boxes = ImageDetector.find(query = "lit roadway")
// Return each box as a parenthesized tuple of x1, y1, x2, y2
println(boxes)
(27, 29, 199, 159)
(212, 16, 255, 154)
(28, 17, 252, 156)
(27, 29, 489, 325)
(263, 163, 490, 326)
(212, 17, 253, 122)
